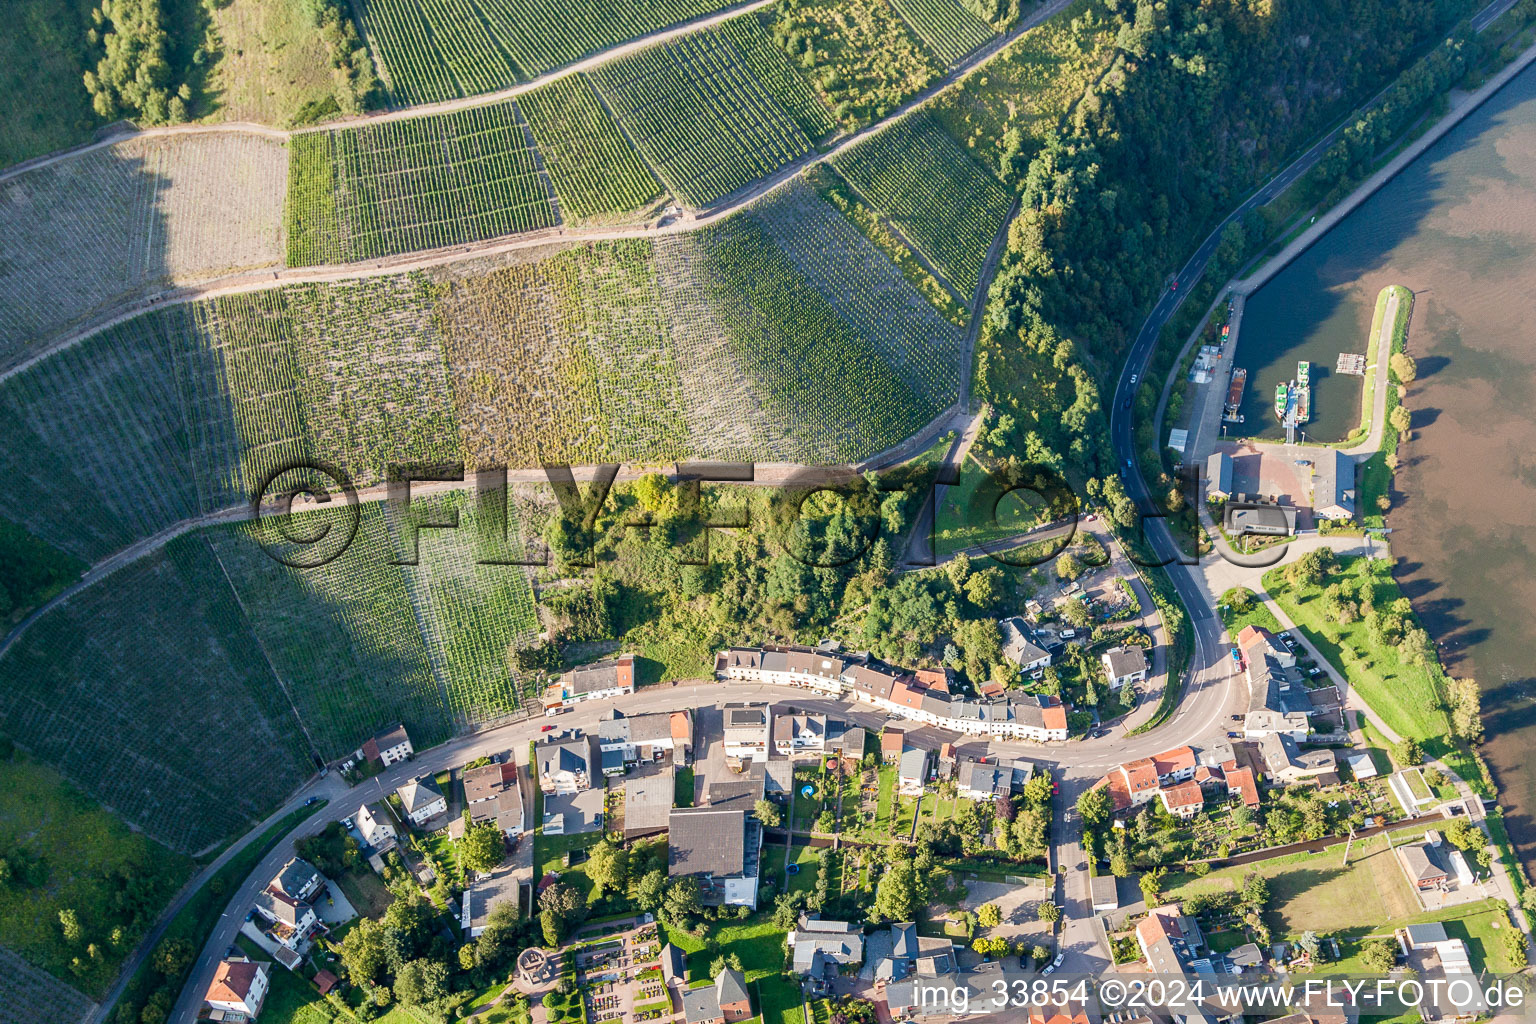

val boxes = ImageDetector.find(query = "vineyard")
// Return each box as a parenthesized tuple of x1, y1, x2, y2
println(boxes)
(206, 506, 454, 759)
(517, 75, 661, 221)
(385, 490, 542, 723)
(0, 132, 286, 370)
(888, 0, 995, 66)
(286, 104, 557, 266)
(352, 0, 744, 102)
(589, 32, 813, 207)
(0, 947, 95, 1024)
(746, 179, 963, 401)
(714, 16, 838, 140)
(831, 113, 1012, 295)
(0, 535, 312, 854)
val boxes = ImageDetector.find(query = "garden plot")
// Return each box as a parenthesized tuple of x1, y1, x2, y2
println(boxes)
(0, 947, 96, 1024)
(831, 112, 1011, 296)
(206, 505, 453, 759)
(0, 535, 311, 854)
(747, 177, 963, 403)
(589, 33, 812, 207)
(518, 75, 662, 221)
(385, 490, 542, 725)
(0, 132, 286, 369)
(286, 103, 557, 266)
(888, 0, 995, 66)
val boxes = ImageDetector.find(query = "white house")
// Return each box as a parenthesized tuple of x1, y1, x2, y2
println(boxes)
(597, 708, 693, 765)
(772, 712, 827, 755)
(722, 704, 770, 764)
(544, 653, 635, 712)
(1000, 617, 1053, 672)
(396, 776, 447, 827)
(269, 858, 323, 903)
(537, 732, 595, 794)
(1101, 646, 1149, 689)
(356, 802, 398, 851)
(205, 959, 269, 1020)
(251, 890, 318, 952)
(363, 722, 413, 767)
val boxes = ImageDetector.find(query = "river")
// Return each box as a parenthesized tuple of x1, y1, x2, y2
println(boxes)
(1233, 60, 1536, 873)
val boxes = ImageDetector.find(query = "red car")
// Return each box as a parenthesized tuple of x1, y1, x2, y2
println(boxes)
(540, 724, 555, 732)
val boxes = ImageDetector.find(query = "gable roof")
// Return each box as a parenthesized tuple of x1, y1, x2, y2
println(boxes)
(253, 889, 309, 927)
(716, 968, 749, 1006)
(1403, 843, 1447, 883)
(898, 746, 929, 780)
(207, 960, 263, 1004)
(538, 734, 592, 776)
(397, 776, 444, 815)
(1041, 705, 1068, 731)
(682, 983, 722, 1023)
(1151, 746, 1196, 776)
(1104, 647, 1148, 678)
(661, 943, 687, 985)
(565, 653, 635, 694)
(1161, 780, 1204, 809)
(270, 858, 319, 898)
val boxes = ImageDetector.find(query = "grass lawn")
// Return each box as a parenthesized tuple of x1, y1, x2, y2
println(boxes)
(893, 793, 919, 839)
(1263, 556, 1483, 790)
(535, 829, 602, 897)
(933, 453, 1050, 559)
(1166, 826, 1455, 942)
(763, 842, 822, 898)
(1217, 588, 1282, 636)
(0, 753, 194, 997)
(663, 915, 788, 984)
(201, 0, 336, 126)
(792, 766, 824, 825)
(875, 764, 896, 831)
(1358, 718, 1396, 777)
(237, 945, 334, 1024)
(674, 766, 695, 807)
(757, 976, 806, 1024)
(338, 867, 392, 919)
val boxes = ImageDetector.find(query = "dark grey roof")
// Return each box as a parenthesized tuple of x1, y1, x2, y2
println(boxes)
(252, 890, 308, 927)
(1313, 448, 1355, 515)
(682, 985, 721, 1024)
(661, 943, 686, 985)
(539, 734, 591, 776)
(898, 747, 929, 780)
(669, 808, 747, 877)
(891, 923, 918, 958)
(271, 858, 319, 898)
(716, 968, 748, 1007)
(396, 777, 443, 815)
(1103, 646, 1148, 678)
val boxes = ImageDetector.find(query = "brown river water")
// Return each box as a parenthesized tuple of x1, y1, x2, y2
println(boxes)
(1233, 61, 1536, 872)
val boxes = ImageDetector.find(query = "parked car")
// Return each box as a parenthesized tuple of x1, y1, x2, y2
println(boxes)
(304, 796, 318, 806)
(1043, 964, 1056, 976)
(1053, 953, 1065, 969)
(541, 724, 555, 732)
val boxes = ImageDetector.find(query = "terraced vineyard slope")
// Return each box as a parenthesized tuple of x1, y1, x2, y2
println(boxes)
(286, 104, 557, 265)
(590, 31, 813, 207)
(831, 112, 1012, 295)
(353, 0, 749, 102)
(518, 75, 663, 221)
(888, 0, 996, 66)
(0, 132, 286, 371)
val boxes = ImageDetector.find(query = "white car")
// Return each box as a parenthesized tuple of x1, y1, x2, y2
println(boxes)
(1053, 953, 1065, 968)
(1130, 374, 1139, 384)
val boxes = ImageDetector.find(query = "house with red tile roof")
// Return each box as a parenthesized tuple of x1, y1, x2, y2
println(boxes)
(1159, 780, 1205, 819)
(205, 959, 269, 1019)
(1226, 766, 1261, 807)
(1151, 746, 1197, 781)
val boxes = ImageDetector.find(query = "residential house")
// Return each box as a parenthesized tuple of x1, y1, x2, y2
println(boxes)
(205, 959, 269, 1020)
(955, 759, 1011, 802)
(1225, 765, 1261, 808)
(1312, 449, 1356, 521)
(462, 862, 519, 937)
(825, 722, 866, 763)
(355, 802, 397, 851)
(790, 918, 864, 983)
(544, 653, 636, 711)
(597, 708, 693, 766)
(1257, 733, 1336, 783)
(1000, 617, 1053, 672)
(668, 807, 760, 908)
(1159, 780, 1204, 819)
(624, 771, 675, 839)
(681, 969, 751, 1024)
(251, 890, 318, 953)
(463, 760, 524, 834)
(772, 712, 828, 755)
(1135, 905, 1204, 973)
(1102, 646, 1149, 689)
(897, 747, 930, 796)
(363, 723, 413, 767)
(1346, 753, 1379, 780)
(396, 776, 447, 827)
(269, 859, 323, 904)
(881, 729, 906, 763)
(537, 732, 595, 794)
(722, 704, 770, 764)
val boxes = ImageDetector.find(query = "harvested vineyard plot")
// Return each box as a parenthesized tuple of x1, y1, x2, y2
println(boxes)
(0, 535, 311, 854)
(590, 33, 812, 207)
(831, 113, 1012, 295)
(207, 506, 453, 759)
(888, 0, 994, 65)
(714, 16, 837, 140)
(679, 213, 941, 459)
(747, 178, 962, 401)
(518, 75, 661, 221)
(0, 947, 96, 1024)
(930, 0, 1114, 171)
(766, 0, 939, 129)
(0, 132, 286, 370)
(386, 491, 541, 723)
(286, 104, 556, 266)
